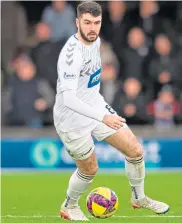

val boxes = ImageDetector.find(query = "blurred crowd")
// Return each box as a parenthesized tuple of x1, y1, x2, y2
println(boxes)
(1, 1, 182, 128)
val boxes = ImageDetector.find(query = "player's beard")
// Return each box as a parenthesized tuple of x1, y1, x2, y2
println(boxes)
(79, 25, 99, 43)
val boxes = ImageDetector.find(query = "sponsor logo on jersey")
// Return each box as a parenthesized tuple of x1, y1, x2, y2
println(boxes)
(64, 72, 76, 79)
(88, 68, 101, 88)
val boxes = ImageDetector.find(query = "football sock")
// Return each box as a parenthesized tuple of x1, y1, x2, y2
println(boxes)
(125, 156, 145, 200)
(63, 169, 94, 208)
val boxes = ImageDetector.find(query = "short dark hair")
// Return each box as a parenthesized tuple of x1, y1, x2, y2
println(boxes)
(77, 1, 102, 18)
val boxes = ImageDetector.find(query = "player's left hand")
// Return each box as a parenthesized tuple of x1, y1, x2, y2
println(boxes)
(103, 114, 126, 130)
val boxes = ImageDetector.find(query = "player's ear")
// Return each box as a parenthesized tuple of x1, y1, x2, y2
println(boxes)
(76, 18, 80, 28)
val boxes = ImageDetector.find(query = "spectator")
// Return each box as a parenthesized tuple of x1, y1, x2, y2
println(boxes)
(101, 1, 131, 60)
(3, 57, 54, 127)
(122, 27, 149, 80)
(134, 0, 168, 44)
(173, 2, 182, 49)
(148, 34, 182, 97)
(1, 67, 8, 125)
(112, 78, 150, 125)
(9, 45, 30, 74)
(147, 85, 181, 127)
(1, 1, 28, 70)
(42, 0, 76, 42)
(100, 38, 119, 105)
(31, 22, 66, 90)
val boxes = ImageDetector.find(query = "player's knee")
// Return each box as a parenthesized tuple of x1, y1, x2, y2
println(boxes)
(128, 142, 143, 158)
(135, 144, 143, 158)
(79, 164, 98, 176)
(88, 165, 98, 176)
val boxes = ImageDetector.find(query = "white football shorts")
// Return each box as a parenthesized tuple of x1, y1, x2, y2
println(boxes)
(56, 120, 128, 161)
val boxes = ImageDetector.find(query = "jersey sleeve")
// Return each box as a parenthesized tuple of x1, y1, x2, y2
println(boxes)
(57, 45, 83, 92)
(63, 90, 106, 122)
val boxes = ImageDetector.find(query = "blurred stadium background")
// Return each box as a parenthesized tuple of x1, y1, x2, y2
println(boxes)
(1, 1, 182, 223)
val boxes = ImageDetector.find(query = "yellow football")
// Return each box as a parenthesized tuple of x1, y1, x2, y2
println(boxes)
(86, 187, 119, 218)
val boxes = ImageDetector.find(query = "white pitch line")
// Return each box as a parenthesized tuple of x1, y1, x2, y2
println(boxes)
(1, 215, 182, 219)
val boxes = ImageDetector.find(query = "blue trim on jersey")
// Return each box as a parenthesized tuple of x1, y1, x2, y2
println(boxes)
(87, 68, 101, 88)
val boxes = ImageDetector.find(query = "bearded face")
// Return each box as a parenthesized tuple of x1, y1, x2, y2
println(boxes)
(76, 13, 102, 43)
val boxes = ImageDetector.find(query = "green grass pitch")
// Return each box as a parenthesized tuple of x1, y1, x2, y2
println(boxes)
(1, 171, 182, 223)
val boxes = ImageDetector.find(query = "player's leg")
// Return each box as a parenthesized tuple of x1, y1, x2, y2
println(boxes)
(58, 131, 98, 220)
(103, 126, 169, 214)
(61, 152, 98, 221)
(93, 124, 145, 199)
(63, 151, 98, 209)
(93, 122, 169, 214)
(104, 127, 145, 199)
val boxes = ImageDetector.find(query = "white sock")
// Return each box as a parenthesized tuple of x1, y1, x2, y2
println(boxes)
(62, 169, 94, 208)
(125, 156, 145, 200)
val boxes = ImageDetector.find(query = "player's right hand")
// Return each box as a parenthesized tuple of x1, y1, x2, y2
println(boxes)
(103, 115, 126, 130)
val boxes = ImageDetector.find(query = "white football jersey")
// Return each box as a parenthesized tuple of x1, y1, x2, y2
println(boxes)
(53, 34, 107, 132)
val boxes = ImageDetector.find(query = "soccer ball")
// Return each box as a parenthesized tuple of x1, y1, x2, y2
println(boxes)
(86, 187, 119, 218)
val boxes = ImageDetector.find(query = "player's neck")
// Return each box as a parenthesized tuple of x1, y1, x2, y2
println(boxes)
(76, 33, 93, 46)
